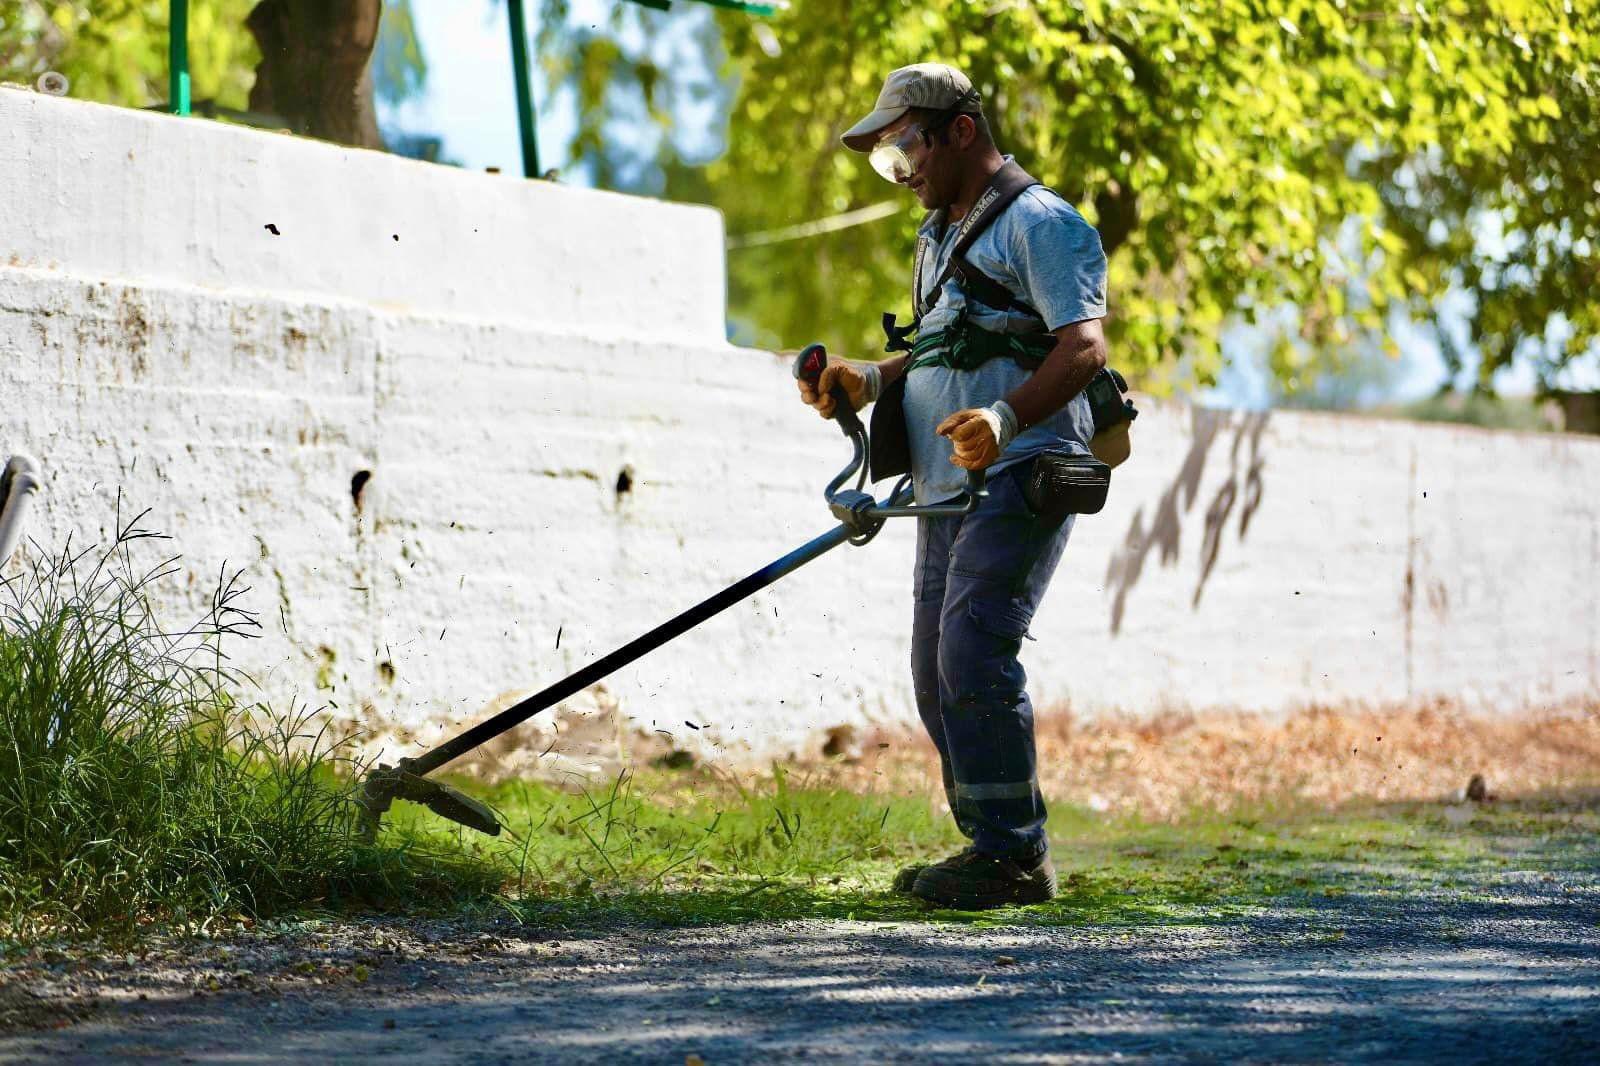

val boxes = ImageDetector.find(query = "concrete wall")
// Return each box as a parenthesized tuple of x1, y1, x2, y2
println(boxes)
(4, 89, 1597, 771)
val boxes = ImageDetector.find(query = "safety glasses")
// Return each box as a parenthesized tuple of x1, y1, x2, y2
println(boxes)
(866, 88, 979, 184)
(868, 124, 927, 183)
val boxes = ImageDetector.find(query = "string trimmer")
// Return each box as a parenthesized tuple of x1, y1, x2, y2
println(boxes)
(355, 345, 986, 842)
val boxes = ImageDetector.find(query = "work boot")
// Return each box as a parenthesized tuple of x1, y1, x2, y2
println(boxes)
(911, 847, 1057, 910)
(893, 845, 982, 894)
(891, 863, 927, 894)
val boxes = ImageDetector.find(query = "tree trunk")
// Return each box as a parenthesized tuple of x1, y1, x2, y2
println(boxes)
(1094, 180, 1139, 259)
(247, 0, 384, 149)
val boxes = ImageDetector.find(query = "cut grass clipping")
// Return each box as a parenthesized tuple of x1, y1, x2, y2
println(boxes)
(0, 512, 499, 942)
(404, 768, 1599, 928)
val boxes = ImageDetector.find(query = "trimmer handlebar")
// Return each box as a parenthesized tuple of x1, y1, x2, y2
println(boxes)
(794, 343, 986, 544)
(792, 343, 865, 439)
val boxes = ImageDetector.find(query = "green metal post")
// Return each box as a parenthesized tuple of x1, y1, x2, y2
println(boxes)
(626, 0, 789, 14)
(506, 0, 540, 178)
(169, 0, 190, 115)
(689, 0, 787, 14)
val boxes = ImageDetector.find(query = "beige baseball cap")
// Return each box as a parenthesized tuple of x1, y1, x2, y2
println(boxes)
(841, 62, 981, 152)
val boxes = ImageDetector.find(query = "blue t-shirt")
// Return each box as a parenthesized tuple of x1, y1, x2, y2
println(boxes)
(900, 177, 1108, 503)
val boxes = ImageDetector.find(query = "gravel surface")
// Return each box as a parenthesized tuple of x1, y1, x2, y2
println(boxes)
(3, 860, 1597, 1065)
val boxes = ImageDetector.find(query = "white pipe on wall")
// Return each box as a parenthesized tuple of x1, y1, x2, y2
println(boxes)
(0, 455, 43, 568)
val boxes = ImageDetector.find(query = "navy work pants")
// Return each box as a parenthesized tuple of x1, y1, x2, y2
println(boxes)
(910, 463, 1074, 861)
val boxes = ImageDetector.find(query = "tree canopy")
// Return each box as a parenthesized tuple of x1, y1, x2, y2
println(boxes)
(2, 1, 260, 111)
(697, 0, 1599, 395)
(7, 1, 1595, 395)
(1, 0, 427, 141)
(533, 0, 728, 190)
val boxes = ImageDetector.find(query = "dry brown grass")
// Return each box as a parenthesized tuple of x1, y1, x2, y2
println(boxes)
(842, 698, 1600, 821)
(415, 692, 1600, 826)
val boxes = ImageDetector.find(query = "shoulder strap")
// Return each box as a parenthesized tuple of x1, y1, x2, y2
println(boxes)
(915, 160, 1041, 318)
(949, 257, 1041, 319)
(909, 210, 941, 322)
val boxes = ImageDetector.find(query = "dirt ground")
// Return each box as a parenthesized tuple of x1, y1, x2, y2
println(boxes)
(3, 857, 1597, 1064)
(4, 704, 1598, 1064)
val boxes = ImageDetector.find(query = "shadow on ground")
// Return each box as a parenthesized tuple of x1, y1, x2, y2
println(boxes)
(5, 791, 1597, 1064)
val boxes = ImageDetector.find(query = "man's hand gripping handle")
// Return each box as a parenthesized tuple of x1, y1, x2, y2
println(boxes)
(792, 344, 866, 438)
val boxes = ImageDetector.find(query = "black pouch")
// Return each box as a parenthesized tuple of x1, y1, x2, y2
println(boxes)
(868, 374, 912, 481)
(1023, 451, 1112, 518)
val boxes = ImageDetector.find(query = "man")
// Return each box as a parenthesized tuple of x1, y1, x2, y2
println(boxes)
(796, 63, 1109, 909)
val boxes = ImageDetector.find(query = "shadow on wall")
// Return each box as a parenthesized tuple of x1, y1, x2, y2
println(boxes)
(1104, 407, 1270, 633)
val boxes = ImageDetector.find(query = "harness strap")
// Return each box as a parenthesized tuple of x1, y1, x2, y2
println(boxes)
(882, 311, 917, 354)
(883, 159, 1048, 353)
(915, 160, 1045, 319)
(907, 322, 1055, 374)
(948, 256, 1042, 319)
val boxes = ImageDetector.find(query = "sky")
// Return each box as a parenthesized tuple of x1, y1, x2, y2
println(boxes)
(375, 0, 717, 183)
(377, 1, 560, 177)
(377, 2, 1595, 409)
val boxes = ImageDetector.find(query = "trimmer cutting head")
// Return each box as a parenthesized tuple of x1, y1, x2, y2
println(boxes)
(356, 761, 501, 843)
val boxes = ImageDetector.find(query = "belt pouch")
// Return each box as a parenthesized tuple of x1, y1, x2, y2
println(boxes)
(1023, 451, 1112, 518)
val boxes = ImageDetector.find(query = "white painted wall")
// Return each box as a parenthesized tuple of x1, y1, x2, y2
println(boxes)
(4, 90, 1597, 772)
(0, 88, 724, 345)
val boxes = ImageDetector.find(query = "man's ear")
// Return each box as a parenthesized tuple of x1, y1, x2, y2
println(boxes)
(952, 113, 979, 149)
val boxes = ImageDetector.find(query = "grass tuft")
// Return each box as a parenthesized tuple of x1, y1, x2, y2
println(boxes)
(393, 767, 1600, 930)
(0, 508, 500, 943)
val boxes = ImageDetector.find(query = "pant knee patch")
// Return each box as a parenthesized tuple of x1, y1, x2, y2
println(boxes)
(966, 597, 1033, 642)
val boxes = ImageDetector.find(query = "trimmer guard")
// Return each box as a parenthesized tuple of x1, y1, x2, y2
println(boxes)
(356, 762, 502, 842)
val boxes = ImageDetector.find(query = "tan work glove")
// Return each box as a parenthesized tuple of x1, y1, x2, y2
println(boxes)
(796, 360, 881, 420)
(936, 402, 1018, 470)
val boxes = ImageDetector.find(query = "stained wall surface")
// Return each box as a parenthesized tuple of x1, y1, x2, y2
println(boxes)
(4, 89, 1596, 768)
